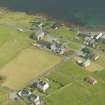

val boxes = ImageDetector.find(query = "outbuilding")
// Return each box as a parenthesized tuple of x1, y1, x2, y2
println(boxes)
(84, 76, 97, 85)
(29, 94, 40, 105)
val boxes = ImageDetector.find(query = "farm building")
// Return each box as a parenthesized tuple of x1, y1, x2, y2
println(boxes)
(84, 76, 97, 85)
(29, 94, 40, 105)
(36, 80, 49, 92)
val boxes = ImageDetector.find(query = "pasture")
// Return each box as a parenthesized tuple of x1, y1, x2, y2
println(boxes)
(45, 60, 105, 105)
(0, 26, 61, 90)
(0, 48, 61, 89)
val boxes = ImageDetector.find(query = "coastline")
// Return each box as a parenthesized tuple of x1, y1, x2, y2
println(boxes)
(0, 7, 105, 33)
(33, 12, 105, 32)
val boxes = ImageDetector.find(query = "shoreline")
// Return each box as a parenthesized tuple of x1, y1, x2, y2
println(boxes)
(31, 12, 105, 32)
(0, 7, 105, 33)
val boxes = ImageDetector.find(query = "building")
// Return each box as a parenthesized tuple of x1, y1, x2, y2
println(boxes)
(83, 59, 91, 67)
(84, 76, 97, 85)
(36, 80, 49, 92)
(95, 33, 103, 40)
(37, 31, 45, 41)
(29, 94, 40, 105)
(51, 43, 65, 55)
(17, 88, 32, 97)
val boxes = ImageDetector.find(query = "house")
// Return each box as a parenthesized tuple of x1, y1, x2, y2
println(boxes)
(51, 43, 65, 55)
(17, 88, 32, 97)
(37, 31, 45, 41)
(36, 80, 49, 92)
(82, 59, 91, 67)
(84, 76, 97, 85)
(29, 94, 40, 105)
(95, 33, 103, 40)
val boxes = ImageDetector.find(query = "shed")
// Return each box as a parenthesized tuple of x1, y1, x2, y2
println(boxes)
(29, 94, 40, 105)
(84, 76, 97, 85)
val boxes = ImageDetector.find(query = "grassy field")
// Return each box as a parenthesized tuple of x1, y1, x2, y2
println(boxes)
(44, 60, 105, 105)
(0, 8, 38, 28)
(0, 9, 105, 105)
(0, 48, 61, 89)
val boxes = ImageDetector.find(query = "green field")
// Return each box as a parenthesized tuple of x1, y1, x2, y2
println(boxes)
(0, 9, 105, 105)
(0, 26, 61, 89)
(0, 48, 61, 90)
(45, 60, 105, 105)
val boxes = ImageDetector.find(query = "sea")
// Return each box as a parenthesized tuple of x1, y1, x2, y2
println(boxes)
(0, 0, 105, 28)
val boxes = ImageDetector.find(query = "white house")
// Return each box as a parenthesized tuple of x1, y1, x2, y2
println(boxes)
(37, 31, 45, 41)
(83, 59, 91, 67)
(36, 80, 49, 92)
(29, 94, 40, 105)
(51, 43, 65, 55)
(96, 33, 103, 40)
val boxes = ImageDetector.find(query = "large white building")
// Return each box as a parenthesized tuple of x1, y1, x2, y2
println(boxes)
(36, 80, 49, 92)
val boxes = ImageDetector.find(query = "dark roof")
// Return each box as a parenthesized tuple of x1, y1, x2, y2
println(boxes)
(38, 40, 51, 49)
(38, 81, 47, 86)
